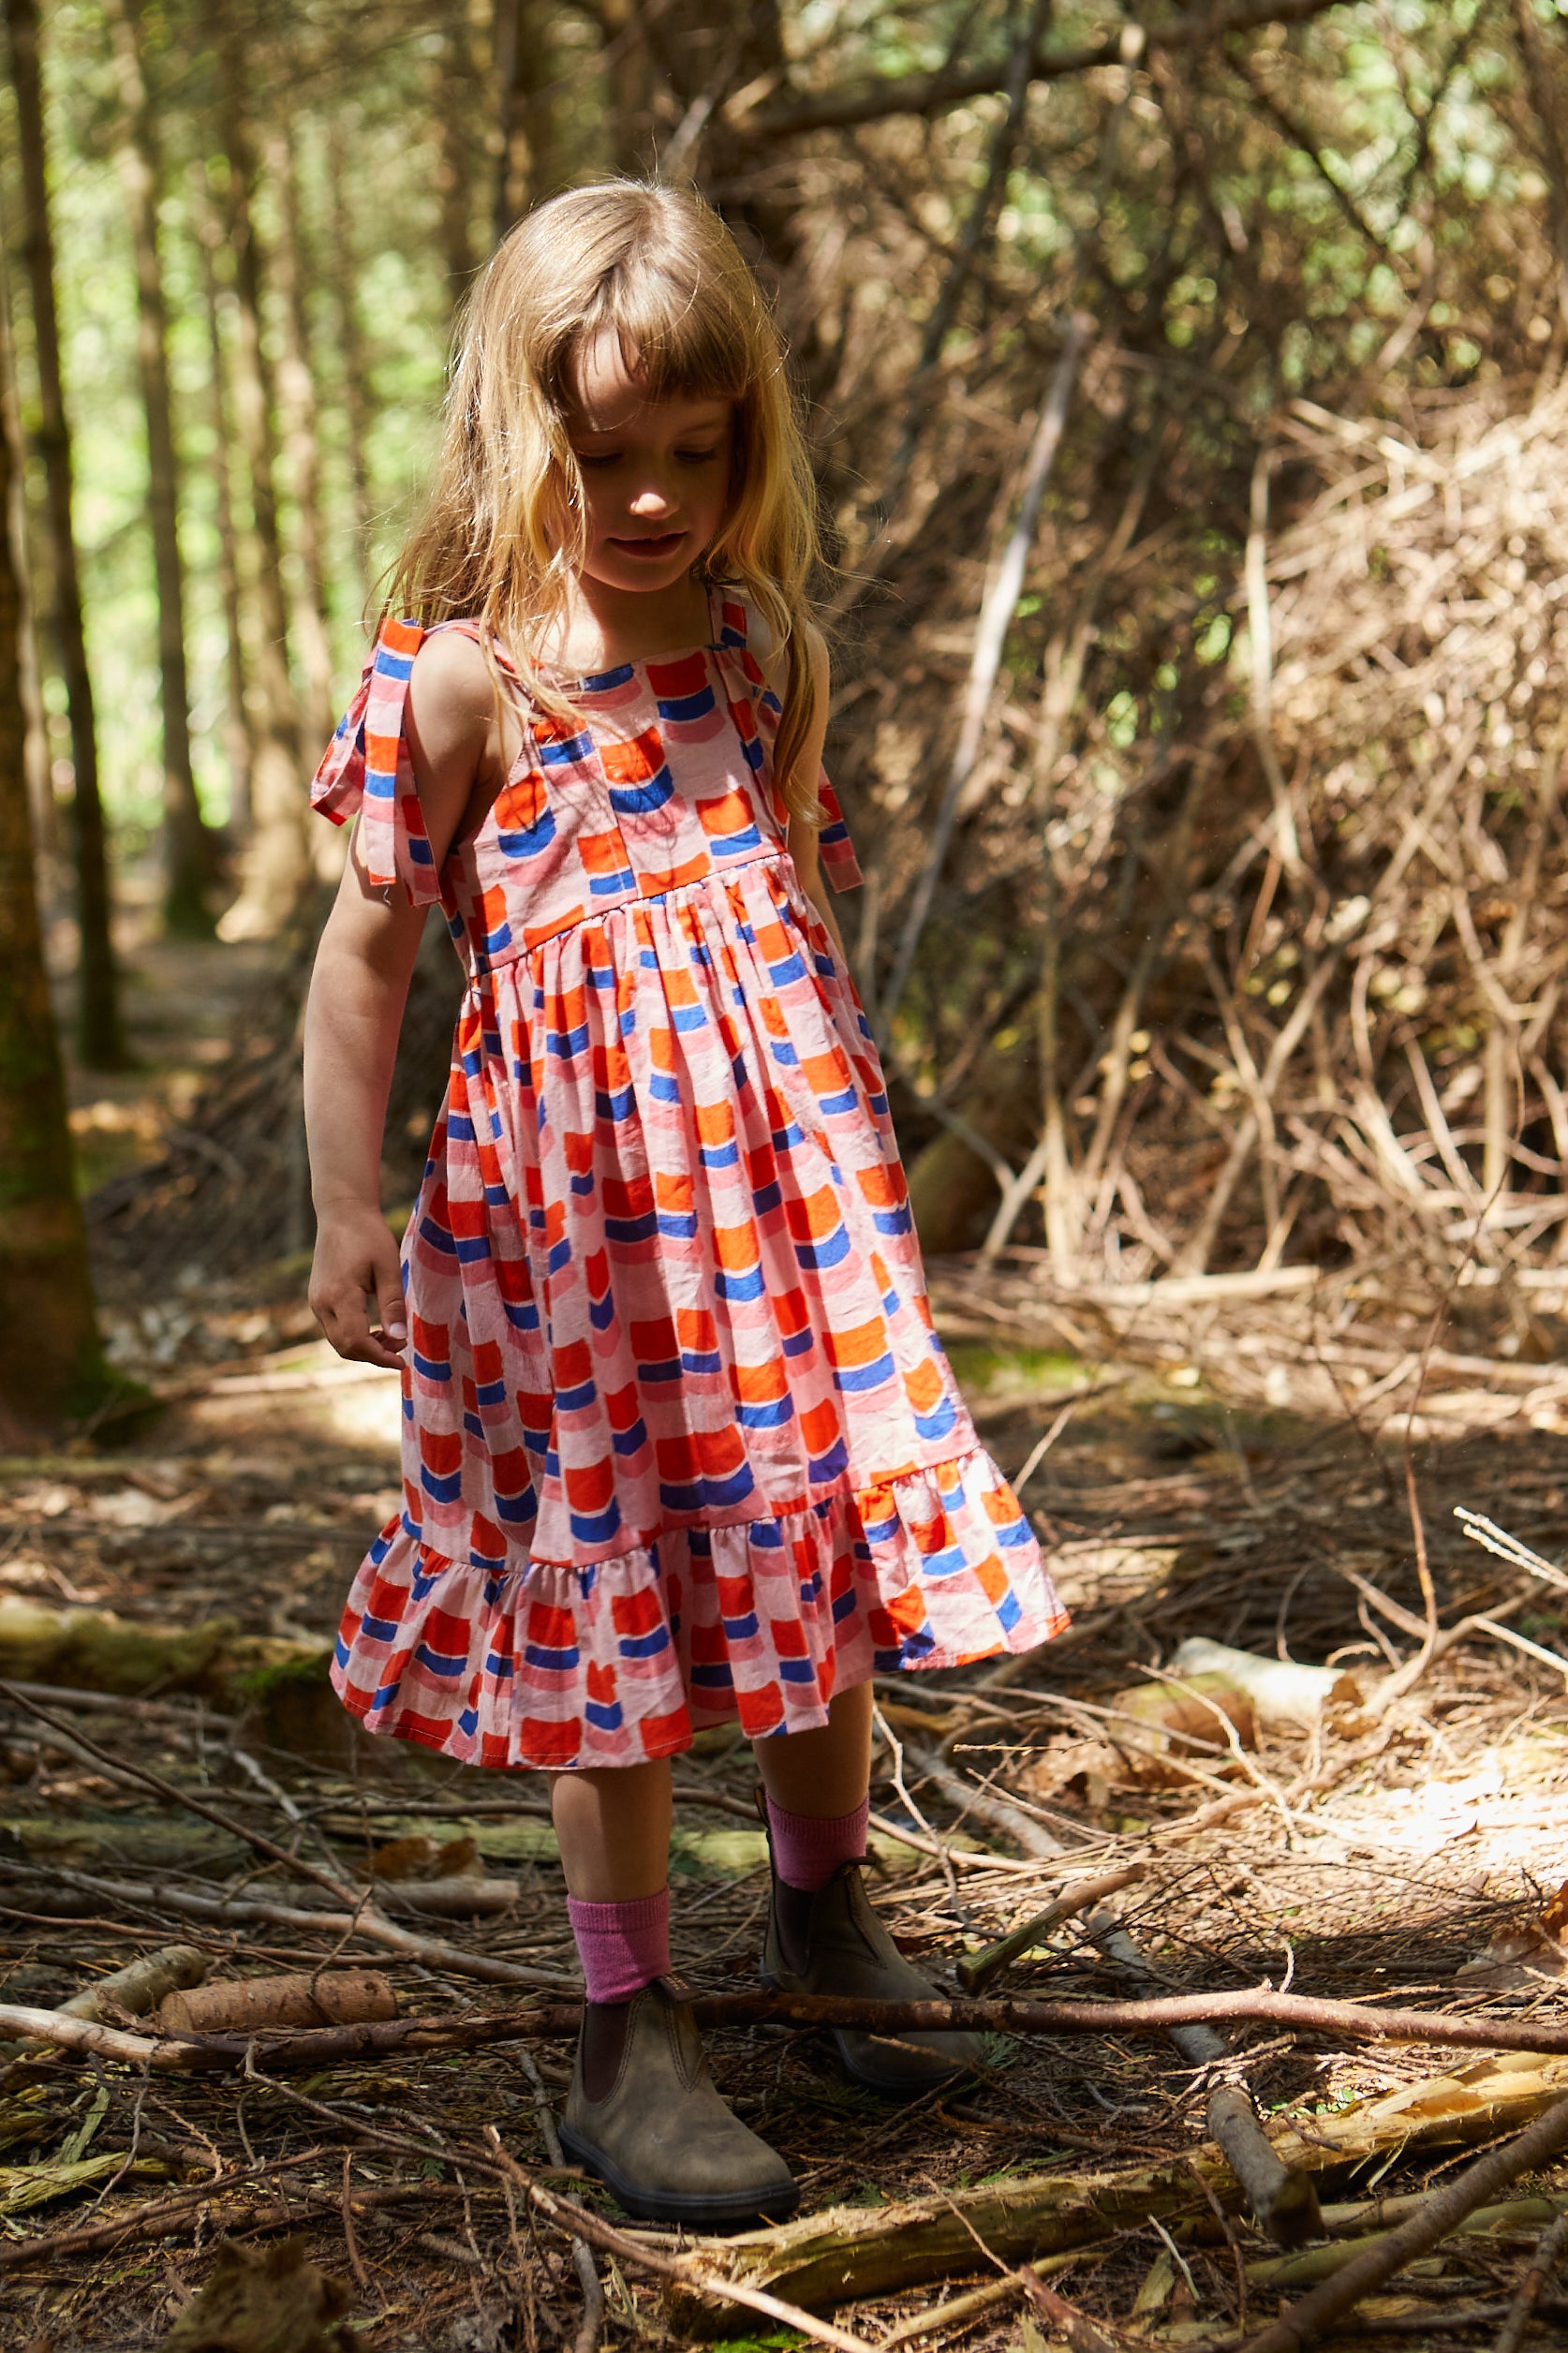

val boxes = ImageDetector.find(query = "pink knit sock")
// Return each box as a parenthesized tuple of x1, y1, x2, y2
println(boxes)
(765, 1794, 870, 1892)
(567, 1888, 671, 2005)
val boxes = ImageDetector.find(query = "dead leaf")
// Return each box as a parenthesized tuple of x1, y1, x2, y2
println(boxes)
(1458, 1876, 1568, 1987)
(158, 2237, 355, 2352)
(369, 1832, 480, 1882)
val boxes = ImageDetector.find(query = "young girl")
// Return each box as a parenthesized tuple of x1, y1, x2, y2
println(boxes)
(304, 180, 1066, 2227)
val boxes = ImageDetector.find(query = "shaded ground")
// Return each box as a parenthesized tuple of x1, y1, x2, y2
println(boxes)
(4, 937, 1567, 2349)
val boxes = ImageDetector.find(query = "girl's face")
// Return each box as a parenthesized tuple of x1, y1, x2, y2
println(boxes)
(563, 331, 733, 599)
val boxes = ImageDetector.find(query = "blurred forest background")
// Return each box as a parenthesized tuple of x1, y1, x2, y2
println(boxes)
(4, 0, 1568, 1423)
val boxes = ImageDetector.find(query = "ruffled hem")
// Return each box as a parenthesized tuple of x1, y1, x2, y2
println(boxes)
(330, 1445, 1068, 1769)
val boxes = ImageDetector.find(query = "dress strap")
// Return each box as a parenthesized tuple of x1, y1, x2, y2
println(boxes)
(709, 589, 863, 895)
(310, 616, 442, 905)
(813, 775, 863, 894)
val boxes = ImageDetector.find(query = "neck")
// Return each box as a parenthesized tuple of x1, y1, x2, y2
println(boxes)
(557, 569, 713, 671)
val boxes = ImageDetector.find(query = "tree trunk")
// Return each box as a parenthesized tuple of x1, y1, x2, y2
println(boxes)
(435, 9, 481, 295)
(324, 120, 374, 579)
(264, 118, 335, 753)
(193, 189, 255, 838)
(4, 0, 127, 1068)
(0, 287, 53, 866)
(105, 0, 219, 938)
(493, 0, 571, 243)
(596, 0, 659, 178)
(0, 288, 108, 1429)
(208, 12, 309, 940)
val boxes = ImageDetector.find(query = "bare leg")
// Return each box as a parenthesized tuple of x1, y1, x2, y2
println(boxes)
(549, 1758, 672, 1901)
(751, 1680, 873, 1816)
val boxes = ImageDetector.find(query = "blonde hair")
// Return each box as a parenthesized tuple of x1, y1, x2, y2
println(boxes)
(387, 180, 826, 820)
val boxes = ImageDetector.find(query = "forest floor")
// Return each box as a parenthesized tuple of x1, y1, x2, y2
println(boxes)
(4, 935, 1568, 2351)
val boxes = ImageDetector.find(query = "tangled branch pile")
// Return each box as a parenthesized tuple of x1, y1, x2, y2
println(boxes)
(870, 371, 1568, 1318)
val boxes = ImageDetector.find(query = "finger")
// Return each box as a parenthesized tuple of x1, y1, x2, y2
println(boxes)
(374, 1291, 407, 1353)
(317, 1285, 376, 1365)
(352, 1333, 408, 1371)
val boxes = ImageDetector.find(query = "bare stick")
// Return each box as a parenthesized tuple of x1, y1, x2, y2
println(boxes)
(0, 1677, 358, 1905)
(0, 2150, 334, 2271)
(514, 2047, 602, 2353)
(6, 1862, 576, 1993)
(902, 1739, 1069, 1862)
(957, 1867, 1144, 1992)
(1087, 1916, 1320, 2250)
(15, 1985, 1568, 2079)
(880, 316, 1089, 1026)
(1018, 2271, 1125, 2353)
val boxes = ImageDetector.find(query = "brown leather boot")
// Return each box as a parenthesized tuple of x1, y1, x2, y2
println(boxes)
(762, 1833, 984, 2099)
(559, 1976, 798, 2227)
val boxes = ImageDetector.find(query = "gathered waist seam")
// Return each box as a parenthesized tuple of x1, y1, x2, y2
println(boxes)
(459, 848, 797, 982)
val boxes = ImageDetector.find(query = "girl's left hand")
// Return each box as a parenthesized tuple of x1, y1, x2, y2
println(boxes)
(309, 1206, 408, 1369)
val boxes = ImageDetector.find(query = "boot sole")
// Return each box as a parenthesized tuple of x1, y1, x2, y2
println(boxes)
(558, 2124, 800, 2228)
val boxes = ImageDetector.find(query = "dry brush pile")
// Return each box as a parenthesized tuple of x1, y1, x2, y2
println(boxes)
(842, 363, 1568, 1316)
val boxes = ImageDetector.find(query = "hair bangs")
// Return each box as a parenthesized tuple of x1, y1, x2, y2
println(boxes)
(570, 255, 754, 411)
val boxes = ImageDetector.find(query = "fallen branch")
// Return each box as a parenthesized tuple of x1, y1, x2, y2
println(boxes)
(10, 1985, 1568, 2076)
(0, 2149, 339, 2270)
(1222, 2092, 1568, 2353)
(665, 2050, 1568, 2316)
(1245, 2195, 1567, 2290)
(7, 1861, 575, 1992)
(902, 1739, 1070, 1860)
(1494, 2207, 1568, 2353)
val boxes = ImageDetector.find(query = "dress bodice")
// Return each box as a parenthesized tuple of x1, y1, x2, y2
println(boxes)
(311, 595, 861, 976)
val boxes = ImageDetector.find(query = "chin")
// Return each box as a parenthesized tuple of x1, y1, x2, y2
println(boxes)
(599, 558, 691, 593)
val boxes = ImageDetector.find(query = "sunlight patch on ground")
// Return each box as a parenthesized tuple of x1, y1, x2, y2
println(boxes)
(185, 1353, 405, 1458)
(1306, 1729, 1568, 1879)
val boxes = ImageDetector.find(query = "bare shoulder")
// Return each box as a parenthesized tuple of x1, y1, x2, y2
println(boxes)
(405, 626, 492, 780)
(409, 626, 489, 724)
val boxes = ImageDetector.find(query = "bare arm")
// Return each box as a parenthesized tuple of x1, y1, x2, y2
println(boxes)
(303, 631, 496, 1366)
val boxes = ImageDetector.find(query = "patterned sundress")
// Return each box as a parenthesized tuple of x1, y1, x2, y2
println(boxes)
(311, 589, 1067, 1768)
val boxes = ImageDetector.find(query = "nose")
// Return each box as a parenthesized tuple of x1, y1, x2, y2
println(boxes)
(629, 477, 675, 519)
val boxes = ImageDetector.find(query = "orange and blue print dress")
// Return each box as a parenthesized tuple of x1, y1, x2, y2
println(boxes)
(311, 592, 1067, 1768)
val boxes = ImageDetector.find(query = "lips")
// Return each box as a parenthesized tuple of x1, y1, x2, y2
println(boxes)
(611, 531, 686, 557)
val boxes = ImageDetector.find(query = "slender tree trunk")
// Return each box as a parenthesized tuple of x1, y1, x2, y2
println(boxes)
(265, 119, 334, 751)
(597, 0, 659, 178)
(493, 0, 522, 244)
(5, 0, 127, 1067)
(0, 287, 107, 1428)
(0, 263, 53, 864)
(493, 0, 570, 244)
(105, 0, 219, 937)
(324, 120, 374, 580)
(435, 9, 481, 296)
(194, 194, 255, 837)
(208, 13, 309, 939)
